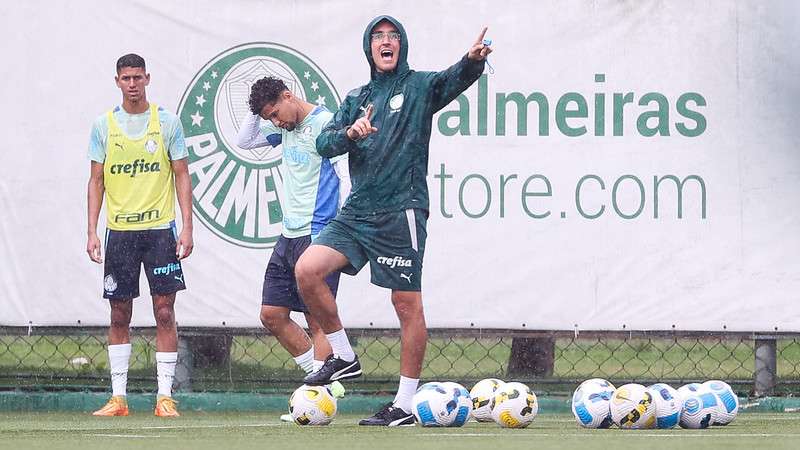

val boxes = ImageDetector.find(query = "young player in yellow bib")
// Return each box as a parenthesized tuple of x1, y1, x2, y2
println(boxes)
(86, 54, 194, 417)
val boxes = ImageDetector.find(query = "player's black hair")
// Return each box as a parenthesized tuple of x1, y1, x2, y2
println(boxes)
(116, 54, 146, 74)
(249, 76, 289, 115)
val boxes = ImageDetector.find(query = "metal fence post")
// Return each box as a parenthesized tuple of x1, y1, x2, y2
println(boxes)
(754, 337, 777, 397)
(507, 337, 555, 378)
(174, 336, 193, 392)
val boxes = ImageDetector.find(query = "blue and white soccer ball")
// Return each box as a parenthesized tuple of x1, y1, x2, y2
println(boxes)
(680, 389, 720, 429)
(491, 382, 538, 428)
(412, 381, 472, 427)
(702, 380, 739, 425)
(647, 383, 682, 429)
(470, 378, 505, 422)
(571, 378, 615, 428)
(677, 382, 703, 401)
(610, 383, 656, 429)
(441, 382, 473, 427)
(288, 385, 337, 425)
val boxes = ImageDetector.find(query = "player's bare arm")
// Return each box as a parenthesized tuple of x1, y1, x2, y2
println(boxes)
(172, 158, 194, 260)
(86, 161, 105, 263)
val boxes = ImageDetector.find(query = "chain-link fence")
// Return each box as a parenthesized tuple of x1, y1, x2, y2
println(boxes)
(1, 327, 797, 396)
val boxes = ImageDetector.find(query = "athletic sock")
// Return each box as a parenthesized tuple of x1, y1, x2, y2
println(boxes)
(313, 359, 324, 373)
(293, 347, 315, 375)
(392, 376, 419, 414)
(325, 329, 356, 362)
(156, 352, 178, 397)
(109, 344, 131, 397)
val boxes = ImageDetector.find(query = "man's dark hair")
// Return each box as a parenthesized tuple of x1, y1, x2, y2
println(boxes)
(116, 54, 146, 73)
(249, 77, 289, 115)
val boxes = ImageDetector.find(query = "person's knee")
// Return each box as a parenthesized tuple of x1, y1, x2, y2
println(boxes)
(392, 293, 424, 318)
(294, 258, 317, 289)
(109, 302, 132, 328)
(260, 307, 289, 332)
(154, 304, 175, 328)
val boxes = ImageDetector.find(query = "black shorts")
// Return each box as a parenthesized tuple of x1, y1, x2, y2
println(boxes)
(103, 224, 186, 300)
(262, 235, 340, 313)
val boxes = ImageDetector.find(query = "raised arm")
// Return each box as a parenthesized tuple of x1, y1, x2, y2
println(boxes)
(316, 93, 364, 158)
(429, 27, 492, 112)
(236, 113, 281, 149)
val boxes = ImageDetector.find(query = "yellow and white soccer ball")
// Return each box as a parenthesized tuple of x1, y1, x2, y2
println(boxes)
(610, 383, 656, 429)
(288, 385, 337, 425)
(470, 378, 505, 422)
(702, 380, 739, 425)
(490, 382, 538, 428)
(571, 378, 616, 428)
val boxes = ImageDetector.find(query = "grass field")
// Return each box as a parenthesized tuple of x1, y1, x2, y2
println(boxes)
(1, 412, 798, 450)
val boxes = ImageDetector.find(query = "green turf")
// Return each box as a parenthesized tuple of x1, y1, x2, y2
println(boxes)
(0, 412, 798, 450)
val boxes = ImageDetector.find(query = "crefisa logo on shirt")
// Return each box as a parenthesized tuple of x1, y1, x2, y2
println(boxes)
(177, 43, 340, 248)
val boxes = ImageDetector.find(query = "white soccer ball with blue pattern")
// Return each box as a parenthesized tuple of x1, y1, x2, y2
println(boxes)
(441, 382, 473, 426)
(679, 388, 720, 429)
(702, 380, 739, 425)
(610, 383, 656, 429)
(647, 383, 682, 429)
(571, 378, 615, 428)
(470, 378, 505, 422)
(412, 381, 472, 427)
(677, 382, 703, 401)
(491, 382, 538, 428)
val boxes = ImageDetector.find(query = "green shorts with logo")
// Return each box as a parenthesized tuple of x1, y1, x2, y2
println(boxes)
(313, 209, 428, 291)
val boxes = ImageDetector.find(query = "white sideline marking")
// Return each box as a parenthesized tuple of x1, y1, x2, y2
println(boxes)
(39, 423, 279, 432)
(415, 433, 800, 438)
(140, 423, 278, 430)
(89, 434, 161, 438)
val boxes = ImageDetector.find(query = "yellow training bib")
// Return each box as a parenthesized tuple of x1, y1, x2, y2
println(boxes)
(104, 104, 175, 230)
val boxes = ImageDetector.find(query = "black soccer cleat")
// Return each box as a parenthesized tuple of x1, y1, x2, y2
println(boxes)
(303, 354, 362, 385)
(358, 403, 415, 426)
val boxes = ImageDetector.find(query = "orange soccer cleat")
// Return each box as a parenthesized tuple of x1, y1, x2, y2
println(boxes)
(154, 395, 180, 417)
(92, 395, 129, 416)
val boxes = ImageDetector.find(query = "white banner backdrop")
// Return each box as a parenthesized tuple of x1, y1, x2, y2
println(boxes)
(0, 1, 798, 331)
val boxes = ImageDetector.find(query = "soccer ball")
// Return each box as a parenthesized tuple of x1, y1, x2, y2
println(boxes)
(680, 389, 719, 429)
(702, 380, 739, 425)
(412, 381, 472, 427)
(288, 385, 337, 425)
(610, 383, 656, 429)
(470, 378, 505, 422)
(571, 378, 615, 428)
(677, 382, 703, 401)
(441, 382, 473, 426)
(491, 382, 538, 428)
(647, 383, 682, 429)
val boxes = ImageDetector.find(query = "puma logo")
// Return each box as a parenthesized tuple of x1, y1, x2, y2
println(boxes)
(114, 142, 125, 151)
(400, 273, 412, 284)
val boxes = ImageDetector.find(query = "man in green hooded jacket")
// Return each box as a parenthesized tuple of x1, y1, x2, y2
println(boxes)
(296, 15, 492, 426)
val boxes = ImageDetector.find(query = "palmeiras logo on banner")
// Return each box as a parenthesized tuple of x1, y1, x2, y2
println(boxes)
(178, 43, 340, 248)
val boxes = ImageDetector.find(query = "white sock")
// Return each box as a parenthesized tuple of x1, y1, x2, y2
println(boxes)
(109, 344, 131, 397)
(156, 352, 178, 397)
(313, 359, 324, 373)
(325, 329, 355, 362)
(293, 347, 315, 375)
(393, 376, 419, 413)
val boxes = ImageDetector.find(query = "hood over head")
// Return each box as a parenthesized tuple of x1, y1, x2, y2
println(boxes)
(362, 15, 409, 80)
